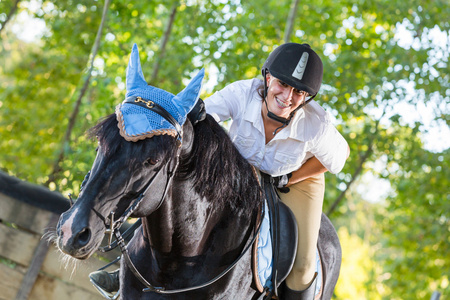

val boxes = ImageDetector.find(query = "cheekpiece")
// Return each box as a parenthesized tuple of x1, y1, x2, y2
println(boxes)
(116, 43, 204, 142)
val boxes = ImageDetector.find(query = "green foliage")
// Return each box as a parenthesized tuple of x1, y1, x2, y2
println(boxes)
(335, 226, 382, 299)
(0, 257, 17, 269)
(0, 0, 448, 298)
(377, 146, 450, 298)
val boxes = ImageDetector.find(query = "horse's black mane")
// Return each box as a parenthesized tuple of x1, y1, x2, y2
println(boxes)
(89, 114, 177, 166)
(179, 114, 262, 213)
(89, 113, 261, 214)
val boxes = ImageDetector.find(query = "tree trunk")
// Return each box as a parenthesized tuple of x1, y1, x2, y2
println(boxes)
(326, 144, 373, 216)
(150, 2, 179, 84)
(284, 0, 301, 42)
(45, 0, 111, 187)
(0, 0, 21, 35)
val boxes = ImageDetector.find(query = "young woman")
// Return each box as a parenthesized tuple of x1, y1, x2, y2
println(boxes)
(204, 42, 350, 299)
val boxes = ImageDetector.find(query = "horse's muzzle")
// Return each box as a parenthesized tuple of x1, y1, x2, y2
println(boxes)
(56, 207, 96, 259)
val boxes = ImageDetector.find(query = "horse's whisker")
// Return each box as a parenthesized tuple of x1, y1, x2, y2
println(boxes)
(42, 227, 58, 244)
(58, 252, 81, 279)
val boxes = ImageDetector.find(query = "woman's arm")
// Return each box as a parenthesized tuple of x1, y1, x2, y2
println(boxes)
(287, 145, 350, 187)
(287, 156, 327, 187)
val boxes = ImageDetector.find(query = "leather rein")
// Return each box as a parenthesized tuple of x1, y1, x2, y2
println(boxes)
(90, 96, 263, 295)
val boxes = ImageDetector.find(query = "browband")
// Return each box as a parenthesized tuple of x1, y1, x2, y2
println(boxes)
(124, 96, 183, 142)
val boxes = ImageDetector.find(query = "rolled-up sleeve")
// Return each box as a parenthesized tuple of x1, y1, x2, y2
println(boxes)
(205, 79, 259, 122)
(311, 123, 348, 174)
(204, 82, 239, 122)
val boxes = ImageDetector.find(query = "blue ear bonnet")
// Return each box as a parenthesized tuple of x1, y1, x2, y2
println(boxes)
(116, 44, 204, 142)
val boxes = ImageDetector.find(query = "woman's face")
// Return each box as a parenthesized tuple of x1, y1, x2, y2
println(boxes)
(265, 74, 307, 119)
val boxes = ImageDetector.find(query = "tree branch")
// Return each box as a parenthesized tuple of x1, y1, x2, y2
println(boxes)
(284, 0, 301, 43)
(45, 0, 111, 187)
(326, 143, 373, 216)
(326, 109, 387, 216)
(150, 2, 178, 83)
(0, 0, 21, 35)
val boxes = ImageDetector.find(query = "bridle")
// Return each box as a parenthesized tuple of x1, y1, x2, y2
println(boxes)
(80, 96, 263, 296)
(95, 157, 178, 253)
(86, 94, 183, 251)
(126, 96, 184, 145)
(70, 139, 180, 253)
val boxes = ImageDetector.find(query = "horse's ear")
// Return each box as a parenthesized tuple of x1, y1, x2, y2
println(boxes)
(173, 68, 205, 117)
(126, 44, 148, 92)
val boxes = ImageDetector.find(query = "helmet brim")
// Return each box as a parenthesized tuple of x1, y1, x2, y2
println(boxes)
(268, 69, 316, 96)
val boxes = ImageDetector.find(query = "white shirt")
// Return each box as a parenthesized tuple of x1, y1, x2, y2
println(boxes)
(204, 78, 348, 177)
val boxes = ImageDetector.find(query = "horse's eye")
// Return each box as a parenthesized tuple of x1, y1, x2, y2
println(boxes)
(144, 158, 159, 167)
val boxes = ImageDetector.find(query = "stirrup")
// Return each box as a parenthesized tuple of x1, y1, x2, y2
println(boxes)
(282, 272, 318, 300)
(89, 273, 120, 300)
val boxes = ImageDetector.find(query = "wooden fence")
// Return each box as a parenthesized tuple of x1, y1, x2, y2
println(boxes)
(0, 172, 120, 300)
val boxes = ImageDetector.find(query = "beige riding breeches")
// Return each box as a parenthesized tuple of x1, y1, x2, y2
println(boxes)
(278, 173, 325, 288)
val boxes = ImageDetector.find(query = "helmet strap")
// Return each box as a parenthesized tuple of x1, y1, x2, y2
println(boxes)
(263, 69, 291, 127)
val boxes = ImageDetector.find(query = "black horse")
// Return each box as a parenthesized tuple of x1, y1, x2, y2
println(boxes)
(56, 45, 341, 299)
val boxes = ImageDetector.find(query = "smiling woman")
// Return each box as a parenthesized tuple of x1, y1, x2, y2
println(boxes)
(205, 42, 349, 299)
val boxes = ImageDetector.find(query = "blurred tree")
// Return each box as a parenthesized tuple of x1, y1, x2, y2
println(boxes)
(45, 0, 111, 186)
(0, 0, 20, 34)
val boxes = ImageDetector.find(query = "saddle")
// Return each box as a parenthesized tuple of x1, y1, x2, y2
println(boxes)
(253, 173, 323, 299)
(252, 198, 298, 291)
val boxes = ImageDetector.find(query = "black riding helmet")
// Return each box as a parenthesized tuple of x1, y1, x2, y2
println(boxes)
(261, 43, 323, 127)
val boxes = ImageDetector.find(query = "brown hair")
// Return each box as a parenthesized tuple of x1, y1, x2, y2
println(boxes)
(257, 80, 265, 101)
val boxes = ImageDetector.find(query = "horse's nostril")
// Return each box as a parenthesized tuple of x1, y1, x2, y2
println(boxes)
(76, 227, 91, 247)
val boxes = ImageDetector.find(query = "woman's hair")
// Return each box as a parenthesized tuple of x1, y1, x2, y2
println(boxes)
(256, 80, 265, 100)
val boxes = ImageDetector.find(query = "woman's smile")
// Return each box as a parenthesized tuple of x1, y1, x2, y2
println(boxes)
(275, 96, 291, 109)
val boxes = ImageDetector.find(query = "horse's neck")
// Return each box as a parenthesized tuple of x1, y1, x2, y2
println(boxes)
(141, 120, 257, 263)
(143, 179, 252, 258)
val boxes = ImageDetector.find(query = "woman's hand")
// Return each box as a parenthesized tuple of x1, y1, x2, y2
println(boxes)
(273, 173, 292, 193)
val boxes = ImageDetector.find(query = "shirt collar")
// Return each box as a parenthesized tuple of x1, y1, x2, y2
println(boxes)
(289, 101, 329, 142)
(244, 96, 322, 143)
(286, 109, 306, 141)
(269, 109, 306, 142)
(244, 96, 309, 142)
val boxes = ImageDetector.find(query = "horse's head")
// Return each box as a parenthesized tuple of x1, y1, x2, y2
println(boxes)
(56, 44, 204, 259)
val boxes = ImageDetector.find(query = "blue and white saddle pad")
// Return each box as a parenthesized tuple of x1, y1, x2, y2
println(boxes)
(256, 200, 322, 296)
